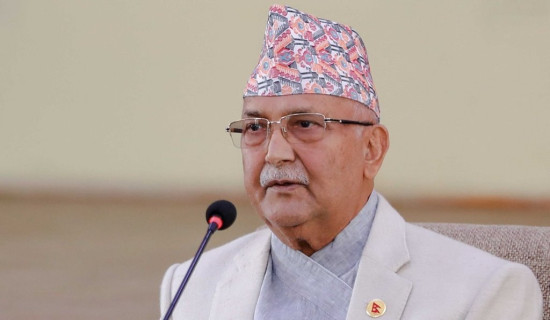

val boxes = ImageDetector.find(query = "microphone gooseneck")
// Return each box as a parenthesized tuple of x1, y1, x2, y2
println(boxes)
(161, 200, 237, 320)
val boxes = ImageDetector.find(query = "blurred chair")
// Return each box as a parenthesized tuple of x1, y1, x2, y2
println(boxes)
(419, 223, 550, 320)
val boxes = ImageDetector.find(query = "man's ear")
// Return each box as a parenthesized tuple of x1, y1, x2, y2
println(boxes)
(363, 124, 390, 180)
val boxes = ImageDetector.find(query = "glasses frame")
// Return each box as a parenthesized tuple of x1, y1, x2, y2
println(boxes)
(225, 112, 375, 148)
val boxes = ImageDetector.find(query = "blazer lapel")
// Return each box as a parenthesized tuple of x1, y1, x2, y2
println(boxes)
(209, 228, 271, 320)
(346, 196, 413, 320)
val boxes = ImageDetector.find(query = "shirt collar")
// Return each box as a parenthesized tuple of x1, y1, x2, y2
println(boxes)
(270, 190, 379, 286)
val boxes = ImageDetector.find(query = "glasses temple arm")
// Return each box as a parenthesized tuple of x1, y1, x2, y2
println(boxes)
(325, 119, 374, 126)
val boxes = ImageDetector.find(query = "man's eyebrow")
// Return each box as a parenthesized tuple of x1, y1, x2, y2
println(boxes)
(242, 110, 264, 118)
(288, 107, 313, 114)
(242, 107, 314, 118)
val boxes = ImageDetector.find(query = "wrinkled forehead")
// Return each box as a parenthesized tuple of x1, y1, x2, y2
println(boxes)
(242, 94, 362, 119)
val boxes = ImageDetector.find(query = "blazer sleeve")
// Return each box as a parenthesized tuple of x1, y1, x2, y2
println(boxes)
(465, 262, 543, 320)
(159, 263, 180, 318)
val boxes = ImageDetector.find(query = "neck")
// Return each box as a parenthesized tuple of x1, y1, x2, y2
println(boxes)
(270, 225, 335, 256)
(267, 187, 375, 256)
(268, 205, 363, 256)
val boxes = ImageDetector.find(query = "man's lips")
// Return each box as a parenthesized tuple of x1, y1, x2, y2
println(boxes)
(264, 179, 305, 189)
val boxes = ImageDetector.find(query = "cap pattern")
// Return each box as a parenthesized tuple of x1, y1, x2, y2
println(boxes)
(244, 4, 380, 118)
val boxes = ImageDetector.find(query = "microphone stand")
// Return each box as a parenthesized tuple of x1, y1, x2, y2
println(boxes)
(161, 222, 219, 320)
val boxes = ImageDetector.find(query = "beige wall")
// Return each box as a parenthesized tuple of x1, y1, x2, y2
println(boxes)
(1, 0, 549, 198)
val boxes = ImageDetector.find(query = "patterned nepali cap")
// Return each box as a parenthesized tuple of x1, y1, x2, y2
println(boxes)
(243, 4, 380, 119)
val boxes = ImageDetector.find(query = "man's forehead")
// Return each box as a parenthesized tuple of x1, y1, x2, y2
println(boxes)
(242, 94, 356, 118)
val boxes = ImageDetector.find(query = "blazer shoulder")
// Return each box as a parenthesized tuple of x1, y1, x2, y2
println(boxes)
(400, 223, 542, 318)
(171, 226, 271, 278)
(405, 222, 507, 269)
(160, 227, 271, 317)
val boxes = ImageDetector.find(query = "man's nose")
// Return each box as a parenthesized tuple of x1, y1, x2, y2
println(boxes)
(264, 125, 295, 166)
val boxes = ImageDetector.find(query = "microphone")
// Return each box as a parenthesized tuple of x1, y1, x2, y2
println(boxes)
(205, 199, 237, 231)
(161, 200, 237, 320)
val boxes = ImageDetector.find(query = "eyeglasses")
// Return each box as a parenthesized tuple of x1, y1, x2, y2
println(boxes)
(226, 113, 374, 148)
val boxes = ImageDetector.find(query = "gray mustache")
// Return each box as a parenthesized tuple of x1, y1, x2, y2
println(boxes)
(260, 165, 309, 188)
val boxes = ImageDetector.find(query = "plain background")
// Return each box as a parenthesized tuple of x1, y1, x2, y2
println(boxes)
(1, 0, 549, 198)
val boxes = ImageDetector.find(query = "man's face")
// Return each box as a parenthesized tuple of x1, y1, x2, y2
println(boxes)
(241, 94, 374, 241)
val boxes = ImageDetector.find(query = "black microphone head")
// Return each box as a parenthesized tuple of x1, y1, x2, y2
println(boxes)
(205, 200, 237, 230)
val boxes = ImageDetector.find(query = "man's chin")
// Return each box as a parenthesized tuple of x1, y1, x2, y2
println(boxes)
(258, 198, 311, 228)
(263, 213, 308, 229)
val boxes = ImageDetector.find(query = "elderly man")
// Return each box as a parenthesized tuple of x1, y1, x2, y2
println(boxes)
(160, 4, 543, 319)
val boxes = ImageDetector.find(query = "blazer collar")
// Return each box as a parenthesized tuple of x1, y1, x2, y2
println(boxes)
(362, 195, 411, 272)
(346, 195, 413, 320)
(208, 228, 272, 320)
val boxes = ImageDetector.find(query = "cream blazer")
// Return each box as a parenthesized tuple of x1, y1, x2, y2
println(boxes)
(160, 196, 543, 319)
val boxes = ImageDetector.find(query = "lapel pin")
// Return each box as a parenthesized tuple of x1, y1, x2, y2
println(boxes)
(366, 299, 386, 318)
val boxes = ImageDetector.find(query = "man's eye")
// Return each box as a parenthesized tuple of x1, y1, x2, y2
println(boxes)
(291, 118, 322, 129)
(298, 121, 313, 128)
(246, 123, 264, 132)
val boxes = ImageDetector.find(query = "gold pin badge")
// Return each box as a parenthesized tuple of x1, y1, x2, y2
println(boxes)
(366, 299, 386, 318)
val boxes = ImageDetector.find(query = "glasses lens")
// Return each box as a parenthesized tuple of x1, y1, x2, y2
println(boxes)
(284, 113, 326, 143)
(228, 118, 269, 148)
